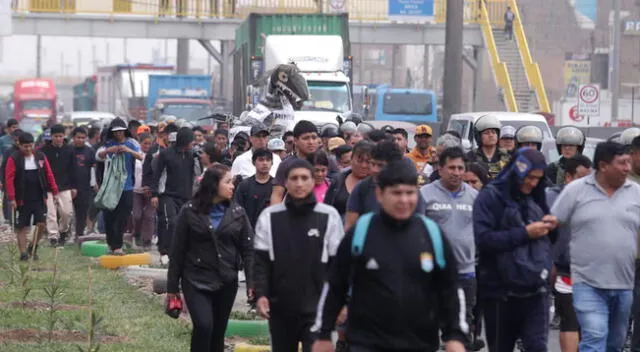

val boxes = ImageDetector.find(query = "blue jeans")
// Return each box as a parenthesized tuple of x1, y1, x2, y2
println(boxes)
(573, 282, 633, 352)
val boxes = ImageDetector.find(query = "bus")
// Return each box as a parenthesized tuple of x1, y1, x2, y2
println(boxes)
(370, 85, 438, 122)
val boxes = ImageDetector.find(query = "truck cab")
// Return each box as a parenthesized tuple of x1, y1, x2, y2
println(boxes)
(12, 79, 58, 126)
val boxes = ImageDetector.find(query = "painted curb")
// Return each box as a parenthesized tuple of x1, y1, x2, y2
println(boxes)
(226, 319, 269, 338)
(233, 343, 271, 352)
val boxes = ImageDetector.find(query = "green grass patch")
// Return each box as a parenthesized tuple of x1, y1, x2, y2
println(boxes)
(0, 243, 191, 351)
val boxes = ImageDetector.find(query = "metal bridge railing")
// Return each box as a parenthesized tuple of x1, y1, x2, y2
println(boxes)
(14, 0, 507, 24)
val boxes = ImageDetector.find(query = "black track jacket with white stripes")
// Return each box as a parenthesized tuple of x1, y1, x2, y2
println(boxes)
(253, 194, 345, 316)
(312, 211, 468, 350)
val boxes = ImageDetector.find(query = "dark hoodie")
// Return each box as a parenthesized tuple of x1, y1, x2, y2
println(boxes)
(472, 148, 557, 298)
(151, 127, 198, 200)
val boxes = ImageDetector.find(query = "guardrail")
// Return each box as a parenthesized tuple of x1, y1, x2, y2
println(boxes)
(478, 0, 517, 112)
(508, 0, 550, 113)
(14, 0, 507, 25)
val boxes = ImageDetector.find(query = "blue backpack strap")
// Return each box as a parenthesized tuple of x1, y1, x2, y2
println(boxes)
(351, 212, 374, 256)
(418, 215, 446, 270)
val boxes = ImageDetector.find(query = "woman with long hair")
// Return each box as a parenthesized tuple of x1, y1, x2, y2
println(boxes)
(166, 164, 254, 352)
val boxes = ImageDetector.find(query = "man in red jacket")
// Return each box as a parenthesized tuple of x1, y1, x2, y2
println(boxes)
(5, 132, 59, 261)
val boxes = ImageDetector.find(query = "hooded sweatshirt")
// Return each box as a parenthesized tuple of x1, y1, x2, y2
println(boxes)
(421, 180, 478, 274)
(151, 127, 198, 200)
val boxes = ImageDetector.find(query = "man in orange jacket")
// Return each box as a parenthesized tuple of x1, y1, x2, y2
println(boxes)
(406, 124, 435, 173)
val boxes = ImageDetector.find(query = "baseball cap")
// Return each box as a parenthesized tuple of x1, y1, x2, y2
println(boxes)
(415, 125, 433, 136)
(250, 124, 269, 136)
(268, 138, 286, 151)
(328, 137, 346, 151)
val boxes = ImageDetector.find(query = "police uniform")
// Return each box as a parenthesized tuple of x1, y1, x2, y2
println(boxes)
(466, 149, 510, 180)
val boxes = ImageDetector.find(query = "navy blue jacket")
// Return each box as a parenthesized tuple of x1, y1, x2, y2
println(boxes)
(546, 185, 570, 276)
(473, 167, 557, 298)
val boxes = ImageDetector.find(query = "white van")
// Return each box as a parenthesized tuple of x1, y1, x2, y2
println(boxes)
(448, 111, 553, 147)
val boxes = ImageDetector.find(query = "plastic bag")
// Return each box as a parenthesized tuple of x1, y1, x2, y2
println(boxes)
(94, 153, 127, 210)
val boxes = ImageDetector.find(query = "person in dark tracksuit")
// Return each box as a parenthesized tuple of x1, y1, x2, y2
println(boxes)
(254, 159, 345, 352)
(70, 127, 96, 239)
(473, 148, 559, 352)
(0, 128, 22, 226)
(312, 160, 467, 352)
(167, 163, 255, 352)
(151, 127, 199, 266)
(546, 155, 592, 352)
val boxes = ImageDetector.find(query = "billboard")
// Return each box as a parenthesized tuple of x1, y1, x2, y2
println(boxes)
(564, 53, 591, 98)
(388, 0, 434, 20)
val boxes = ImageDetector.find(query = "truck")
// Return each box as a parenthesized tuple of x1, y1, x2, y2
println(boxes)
(12, 78, 58, 126)
(96, 63, 174, 120)
(73, 75, 97, 112)
(368, 84, 439, 122)
(147, 75, 214, 124)
(233, 13, 353, 127)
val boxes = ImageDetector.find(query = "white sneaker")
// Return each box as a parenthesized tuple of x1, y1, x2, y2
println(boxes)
(151, 235, 158, 245)
(238, 270, 246, 283)
(160, 254, 169, 266)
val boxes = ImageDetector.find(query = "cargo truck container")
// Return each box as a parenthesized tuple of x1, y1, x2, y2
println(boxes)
(233, 13, 353, 127)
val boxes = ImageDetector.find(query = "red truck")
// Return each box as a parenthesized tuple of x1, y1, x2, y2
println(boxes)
(13, 78, 58, 126)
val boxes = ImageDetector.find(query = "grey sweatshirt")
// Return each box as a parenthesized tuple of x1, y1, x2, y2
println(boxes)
(420, 180, 478, 274)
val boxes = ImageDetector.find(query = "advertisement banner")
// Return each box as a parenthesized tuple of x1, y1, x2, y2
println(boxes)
(388, 0, 434, 20)
(0, 0, 12, 36)
(564, 53, 591, 98)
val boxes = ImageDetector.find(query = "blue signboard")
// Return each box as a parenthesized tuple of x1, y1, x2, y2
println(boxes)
(388, 0, 434, 18)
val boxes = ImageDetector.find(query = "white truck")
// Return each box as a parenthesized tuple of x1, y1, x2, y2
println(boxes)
(259, 35, 352, 128)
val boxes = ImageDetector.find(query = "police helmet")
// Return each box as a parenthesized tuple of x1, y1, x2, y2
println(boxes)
(473, 114, 501, 146)
(608, 132, 622, 144)
(340, 121, 357, 135)
(515, 125, 543, 151)
(356, 122, 375, 136)
(500, 125, 516, 139)
(620, 127, 640, 146)
(555, 126, 585, 153)
(320, 124, 339, 138)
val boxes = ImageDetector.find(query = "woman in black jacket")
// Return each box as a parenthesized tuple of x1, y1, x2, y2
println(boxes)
(166, 163, 254, 352)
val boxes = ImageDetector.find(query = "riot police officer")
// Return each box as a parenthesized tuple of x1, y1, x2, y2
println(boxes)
(499, 125, 517, 153)
(466, 114, 510, 179)
(546, 126, 585, 185)
(515, 125, 544, 151)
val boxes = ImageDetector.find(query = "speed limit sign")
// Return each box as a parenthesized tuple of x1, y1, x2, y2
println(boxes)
(578, 84, 600, 116)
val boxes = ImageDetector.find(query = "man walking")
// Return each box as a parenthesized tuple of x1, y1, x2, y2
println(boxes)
(151, 127, 198, 266)
(474, 148, 557, 351)
(71, 127, 96, 239)
(231, 123, 280, 179)
(504, 6, 515, 40)
(552, 142, 640, 352)
(41, 124, 76, 246)
(254, 159, 344, 352)
(234, 148, 274, 228)
(421, 146, 483, 350)
(312, 160, 467, 352)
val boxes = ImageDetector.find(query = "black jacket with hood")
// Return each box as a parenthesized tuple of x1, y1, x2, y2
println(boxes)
(151, 127, 199, 200)
(166, 200, 254, 294)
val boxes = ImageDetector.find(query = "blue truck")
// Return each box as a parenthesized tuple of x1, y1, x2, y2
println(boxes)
(147, 75, 214, 123)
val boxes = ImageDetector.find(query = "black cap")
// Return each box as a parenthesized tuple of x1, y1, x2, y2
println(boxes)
(250, 124, 269, 136)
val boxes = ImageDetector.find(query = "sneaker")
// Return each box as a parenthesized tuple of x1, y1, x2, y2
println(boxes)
(151, 235, 158, 245)
(49, 238, 58, 247)
(58, 231, 69, 246)
(19, 252, 29, 261)
(160, 254, 169, 266)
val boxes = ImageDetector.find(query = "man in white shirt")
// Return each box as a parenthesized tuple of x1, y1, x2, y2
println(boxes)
(231, 124, 281, 179)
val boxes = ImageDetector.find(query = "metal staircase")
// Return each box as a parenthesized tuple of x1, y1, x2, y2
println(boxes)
(492, 28, 534, 112)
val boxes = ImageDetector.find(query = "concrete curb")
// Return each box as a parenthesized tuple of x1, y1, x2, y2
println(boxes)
(122, 266, 167, 278)
(233, 343, 271, 352)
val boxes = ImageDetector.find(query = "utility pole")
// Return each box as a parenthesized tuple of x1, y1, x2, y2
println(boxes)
(442, 0, 464, 128)
(611, 0, 621, 121)
(123, 38, 128, 62)
(91, 44, 98, 71)
(105, 40, 110, 65)
(36, 35, 42, 78)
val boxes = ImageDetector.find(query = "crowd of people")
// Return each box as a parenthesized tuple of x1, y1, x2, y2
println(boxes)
(4, 113, 640, 352)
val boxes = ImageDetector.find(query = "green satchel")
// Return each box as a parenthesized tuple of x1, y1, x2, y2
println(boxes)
(94, 153, 127, 210)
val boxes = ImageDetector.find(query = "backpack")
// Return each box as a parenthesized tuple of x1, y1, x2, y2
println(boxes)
(94, 153, 127, 210)
(351, 212, 446, 270)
